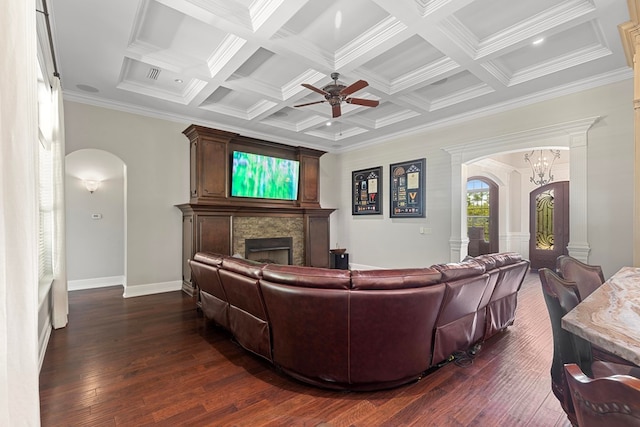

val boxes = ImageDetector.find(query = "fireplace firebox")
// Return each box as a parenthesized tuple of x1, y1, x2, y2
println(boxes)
(245, 237, 293, 265)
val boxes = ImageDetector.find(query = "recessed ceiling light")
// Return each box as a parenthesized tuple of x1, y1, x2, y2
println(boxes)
(532, 37, 545, 46)
(335, 11, 342, 29)
(326, 122, 332, 126)
(174, 79, 184, 83)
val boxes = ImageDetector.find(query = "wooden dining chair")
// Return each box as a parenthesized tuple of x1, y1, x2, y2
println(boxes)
(556, 255, 605, 300)
(565, 362, 640, 427)
(539, 267, 593, 425)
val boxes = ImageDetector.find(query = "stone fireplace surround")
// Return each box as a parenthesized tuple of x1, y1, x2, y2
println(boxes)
(233, 217, 304, 265)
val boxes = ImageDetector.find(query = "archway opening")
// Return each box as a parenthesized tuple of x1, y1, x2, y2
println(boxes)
(65, 149, 127, 292)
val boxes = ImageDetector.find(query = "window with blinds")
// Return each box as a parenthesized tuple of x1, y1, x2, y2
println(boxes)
(38, 68, 54, 284)
(39, 135, 53, 280)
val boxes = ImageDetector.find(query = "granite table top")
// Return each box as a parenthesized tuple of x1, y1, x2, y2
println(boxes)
(562, 266, 640, 366)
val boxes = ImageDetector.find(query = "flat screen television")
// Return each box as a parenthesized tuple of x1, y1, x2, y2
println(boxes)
(231, 151, 300, 201)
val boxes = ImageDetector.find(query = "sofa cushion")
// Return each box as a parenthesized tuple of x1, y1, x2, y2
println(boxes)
(432, 260, 485, 281)
(351, 268, 441, 290)
(189, 259, 226, 300)
(262, 264, 351, 290)
(472, 254, 498, 271)
(193, 252, 224, 267)
(489, 252, 522, 268)
(221, 256, 265, 279)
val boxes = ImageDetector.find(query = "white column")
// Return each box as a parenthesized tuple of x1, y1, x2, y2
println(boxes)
(566, 128, 593, 263)
(449, 152, 468, 262)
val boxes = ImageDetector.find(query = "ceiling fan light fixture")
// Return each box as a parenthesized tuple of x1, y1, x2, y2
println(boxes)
(294, 72, 379, 118)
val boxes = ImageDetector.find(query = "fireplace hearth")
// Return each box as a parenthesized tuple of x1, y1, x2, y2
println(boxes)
(245, 237, 293, 265)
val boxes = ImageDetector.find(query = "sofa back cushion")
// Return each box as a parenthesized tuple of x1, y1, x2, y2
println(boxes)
(262, 264, 351, 290)
(484, 259, 531, 340)
(432, 260, 486, 281)
(349, 283, 446, 385)
(490, 260, 530, 301)
(189, 257, 230, 329)
(472, 254, 497, 271)
(189, 258, 225, 300)
(489, 252, 522, 268)
(193, 252, 224, 267)
(218, 258, 271, 361)
(431, 273, 490, 365)
(351, 268, 441, 290)
(260, 281, 350, 385)
(221, 256, 265, 279)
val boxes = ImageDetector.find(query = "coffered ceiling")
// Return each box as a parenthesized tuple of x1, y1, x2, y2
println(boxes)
(49, 0, 631, 152)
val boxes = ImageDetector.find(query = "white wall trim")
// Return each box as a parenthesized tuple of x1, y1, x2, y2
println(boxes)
(122, 280, 182, 298)
(504, 232, 530, 258)
(567, 242, 591, 263)
(38, 314, 52, 373)
(68, 275, 125, 291)
(443, 116, 599, 262)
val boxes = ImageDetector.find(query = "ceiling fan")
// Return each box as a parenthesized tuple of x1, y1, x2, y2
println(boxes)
(294, 72, 379, 118)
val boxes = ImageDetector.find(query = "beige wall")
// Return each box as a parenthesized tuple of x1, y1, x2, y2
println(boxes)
(62, 78, 634, 286)
(336, 79, 634, 277)
(64, 102, 189, 290)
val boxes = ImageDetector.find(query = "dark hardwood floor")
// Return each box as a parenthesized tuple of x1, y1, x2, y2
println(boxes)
(40, 272, 572, 426)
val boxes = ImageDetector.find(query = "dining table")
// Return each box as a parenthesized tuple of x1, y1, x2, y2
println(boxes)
(562, 266, 640, 366)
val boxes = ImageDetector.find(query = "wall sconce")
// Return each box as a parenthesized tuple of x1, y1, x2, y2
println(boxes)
(83, 180, 101, 194)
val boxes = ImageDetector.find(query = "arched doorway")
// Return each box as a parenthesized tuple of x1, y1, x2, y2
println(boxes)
(467, 177, 499, 256)
(65, 149, 127, 291)
(443, 117, 596, 263)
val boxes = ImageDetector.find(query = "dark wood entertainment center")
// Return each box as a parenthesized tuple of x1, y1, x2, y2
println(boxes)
(177, 125, 334, 296)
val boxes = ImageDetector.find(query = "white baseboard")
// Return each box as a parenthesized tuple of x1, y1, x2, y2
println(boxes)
(122, 280, 182, 298)
(68, 275, 125, 291)
(38, 314, 51, 373)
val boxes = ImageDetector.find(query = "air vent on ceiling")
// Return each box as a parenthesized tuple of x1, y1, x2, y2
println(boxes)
(146, 67, 161, 80)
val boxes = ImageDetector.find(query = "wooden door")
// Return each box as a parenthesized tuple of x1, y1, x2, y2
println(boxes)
(529, 181, 569, 270)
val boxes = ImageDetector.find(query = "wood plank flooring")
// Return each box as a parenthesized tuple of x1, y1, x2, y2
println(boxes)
(40, 272, 573, 426)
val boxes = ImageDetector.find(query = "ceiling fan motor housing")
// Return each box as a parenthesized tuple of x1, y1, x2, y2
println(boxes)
(295, 72, 378, 118)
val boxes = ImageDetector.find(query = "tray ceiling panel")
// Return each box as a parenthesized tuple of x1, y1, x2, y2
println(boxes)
(50, 0, 631, 152)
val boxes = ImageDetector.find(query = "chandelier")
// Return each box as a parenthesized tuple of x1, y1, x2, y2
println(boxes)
(524, 149, 561, 186)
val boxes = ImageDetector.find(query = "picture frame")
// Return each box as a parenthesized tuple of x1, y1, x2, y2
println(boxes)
(390, 158, 426, 218)
(352, 166, 382, 215)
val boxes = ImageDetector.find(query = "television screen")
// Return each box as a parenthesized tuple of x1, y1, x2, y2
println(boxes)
(231, 151, 300, 201)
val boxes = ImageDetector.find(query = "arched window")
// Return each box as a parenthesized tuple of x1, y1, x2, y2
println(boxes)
(467, 177, 498, 255)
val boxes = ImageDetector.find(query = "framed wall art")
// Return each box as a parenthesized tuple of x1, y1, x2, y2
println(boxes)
(390, 158, 426, 218)
(352, 166, 382, 215)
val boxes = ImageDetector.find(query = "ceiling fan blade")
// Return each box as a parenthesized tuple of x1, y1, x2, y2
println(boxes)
(294, 100, 326, 107)
(332, 103, 342, 118)
(301, 83, 329, 96)
(340, 79, 368, 96)
(347, 98, 379, 107)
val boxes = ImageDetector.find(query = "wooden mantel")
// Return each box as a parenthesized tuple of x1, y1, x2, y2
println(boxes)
(177, 125, 334, 296)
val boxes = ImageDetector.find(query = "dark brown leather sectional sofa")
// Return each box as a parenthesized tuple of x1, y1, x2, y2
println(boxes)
(189, 252, 530, 391)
